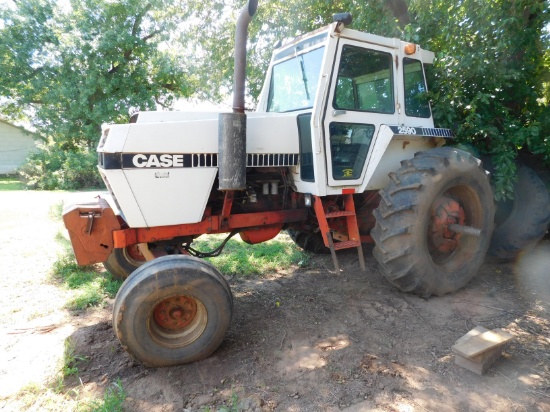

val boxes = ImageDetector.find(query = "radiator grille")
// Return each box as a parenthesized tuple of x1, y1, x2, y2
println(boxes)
(192, 153, 218, 167)
(247, 153, 299, 167)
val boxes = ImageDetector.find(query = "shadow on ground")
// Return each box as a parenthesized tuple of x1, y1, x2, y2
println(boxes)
(65, 245, 550, 411)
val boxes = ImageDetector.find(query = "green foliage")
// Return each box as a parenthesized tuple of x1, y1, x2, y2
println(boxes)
(1, 0, 191, 189)
(193, 233, 307, 276)
(409, 0, 549, 198)
(0, 0, 191, 147)
(18, 143, 104, 190)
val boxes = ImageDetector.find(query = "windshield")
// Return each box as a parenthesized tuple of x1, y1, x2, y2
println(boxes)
(267, 46, 325, 112)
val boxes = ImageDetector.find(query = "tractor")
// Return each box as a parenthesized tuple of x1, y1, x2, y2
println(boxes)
(63, 1, 494, 367)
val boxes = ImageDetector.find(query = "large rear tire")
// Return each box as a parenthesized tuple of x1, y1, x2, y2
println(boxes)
(287, 229, 330, 254)
(488, 164, 550, 260)
(371, 148, 494, 297)
(113, 255, 233, 367)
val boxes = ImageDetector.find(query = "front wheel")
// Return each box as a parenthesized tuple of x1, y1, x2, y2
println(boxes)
(113, 255, 233, 367)
(103, 245, 145, 280)
(371, 147, 494, 297)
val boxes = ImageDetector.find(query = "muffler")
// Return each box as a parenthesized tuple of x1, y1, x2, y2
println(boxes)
(218, 0, 258, 191)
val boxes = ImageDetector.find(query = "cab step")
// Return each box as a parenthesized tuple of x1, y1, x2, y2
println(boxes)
(313, 194, 366, 273)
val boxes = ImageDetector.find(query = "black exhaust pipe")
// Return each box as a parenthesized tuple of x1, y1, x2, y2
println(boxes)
(218, 0, 258, 191)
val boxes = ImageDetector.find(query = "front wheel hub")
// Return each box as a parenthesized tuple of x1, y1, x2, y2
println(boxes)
(153, 296, 197, 330)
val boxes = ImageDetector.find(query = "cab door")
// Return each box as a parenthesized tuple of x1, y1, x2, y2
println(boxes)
(323, 40, 399, 188)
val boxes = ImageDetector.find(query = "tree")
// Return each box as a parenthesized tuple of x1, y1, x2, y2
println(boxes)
(183, 0, 549, 199)
(1, 0, 190, 148)
(410, 0, 549, 198)
(0, 0, 192, 188)
(2, 0, 548, 196)
(178, 0, 401, 103)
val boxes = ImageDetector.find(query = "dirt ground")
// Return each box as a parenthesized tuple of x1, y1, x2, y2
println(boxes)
(0, 191, 549, 411)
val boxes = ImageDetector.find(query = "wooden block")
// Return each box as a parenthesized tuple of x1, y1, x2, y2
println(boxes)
(454, 345, 504, 375)
(454, 326, 488, 347)
(452, 328, 514, 359)
(452, 327, 514, 375)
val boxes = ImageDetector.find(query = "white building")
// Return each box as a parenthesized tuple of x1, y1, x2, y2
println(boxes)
(0, 119, 38, 174)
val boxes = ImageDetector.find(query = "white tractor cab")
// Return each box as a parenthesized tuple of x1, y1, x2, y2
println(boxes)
(257, 21, 443, 194)
(63, 5, 494, 367)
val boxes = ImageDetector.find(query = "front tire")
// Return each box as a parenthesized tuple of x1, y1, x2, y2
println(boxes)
(371, 148, 494, 297)
(113, 255, 233, 367)
(103, 245, 145, 280)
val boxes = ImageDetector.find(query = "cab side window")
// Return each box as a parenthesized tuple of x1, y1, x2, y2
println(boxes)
(403, 58, 431, 118)
(334, 46, 394, 114)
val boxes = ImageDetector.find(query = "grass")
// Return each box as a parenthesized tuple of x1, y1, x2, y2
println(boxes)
(14, 383, 46, 410)
(12, 342, 124, 412)
(217, 392, 240, 412)
(0, 175, 25, 190)
(5, 200, 127, 411)
(78, 379, 126, 412)
(49, 200, 64, 221)
(51, 250, 123, 310)
(62, 339, 87, 378)
(13, 378, 126, 412)
(13, 336, 125, 410)
(201, 391, 241, 412)
(193, 233, 309, 276)
(52, 212, 123, 310)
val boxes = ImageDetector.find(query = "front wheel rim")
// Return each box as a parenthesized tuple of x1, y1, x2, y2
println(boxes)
(123, 244, 146, 265)
(148, 295, 207, 348)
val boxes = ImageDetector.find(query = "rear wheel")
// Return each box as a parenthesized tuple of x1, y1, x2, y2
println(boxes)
(371, 147, 494, 297)
(488, 164, 550, 260)
(113, 255, 233, 367)
(103, 245, 145, 280)
(287, 229, 329, 254)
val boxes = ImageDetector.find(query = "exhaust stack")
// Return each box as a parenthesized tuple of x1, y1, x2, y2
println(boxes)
(218, 0, 258, 191)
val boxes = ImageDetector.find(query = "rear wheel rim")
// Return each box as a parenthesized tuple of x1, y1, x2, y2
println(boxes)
(429, 194, 465, 259)
(427, 186, 481, 268)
